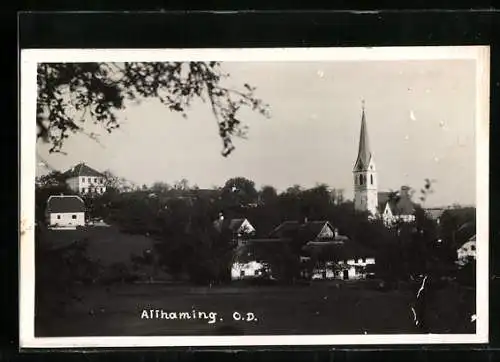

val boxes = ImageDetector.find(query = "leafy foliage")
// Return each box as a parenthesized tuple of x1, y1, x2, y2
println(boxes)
(36, 171, 476, 289)
(220, 177, 259, 209)
(37, 62, 270, 157)
(35, 228, 102, 318)
(35, 171, 76, 223)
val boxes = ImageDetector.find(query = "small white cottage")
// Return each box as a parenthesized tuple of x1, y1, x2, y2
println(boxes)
(457, 235, 476, 266)
(46, 195, 86, 229)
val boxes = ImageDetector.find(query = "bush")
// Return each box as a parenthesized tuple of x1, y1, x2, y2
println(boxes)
(35, 231, 103, 317)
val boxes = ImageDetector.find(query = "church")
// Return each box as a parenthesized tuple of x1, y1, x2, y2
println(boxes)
(353, 102, 417, 226)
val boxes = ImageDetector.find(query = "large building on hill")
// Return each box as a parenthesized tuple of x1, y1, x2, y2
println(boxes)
(353, 103, 417, 226)
(63, 163, 107, 195)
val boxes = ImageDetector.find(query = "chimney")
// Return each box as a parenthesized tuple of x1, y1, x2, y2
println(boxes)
(334, 228, 339, 238)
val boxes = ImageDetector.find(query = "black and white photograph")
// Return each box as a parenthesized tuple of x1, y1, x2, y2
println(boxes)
(20, 46, 489, 348)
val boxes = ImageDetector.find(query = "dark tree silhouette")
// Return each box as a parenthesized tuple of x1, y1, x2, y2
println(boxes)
(37, 62, 270, 157)
(150, 181, 171, 194)
(35, 171, 76, 224)
(259, 185, 278, 206)
(101, 170, 136, 192)
(220, 177, 259, 208)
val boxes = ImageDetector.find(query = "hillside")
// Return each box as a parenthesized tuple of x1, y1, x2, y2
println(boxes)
(40, 225, 156, 267)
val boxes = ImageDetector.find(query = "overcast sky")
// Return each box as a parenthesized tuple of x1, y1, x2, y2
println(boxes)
(36, 60, 477, 207)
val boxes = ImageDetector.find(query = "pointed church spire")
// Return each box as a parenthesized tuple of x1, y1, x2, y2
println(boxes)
(354, 100, 372, 171)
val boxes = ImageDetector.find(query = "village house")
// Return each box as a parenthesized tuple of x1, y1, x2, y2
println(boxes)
(231, 219, 377, 281)
(63, 162, 107, 195)
(304, 242, 376, 280)
(45, 195, 86, 229)
(457, 234, 476, 266)
(212, 214, 260, 281)
(231, 260, 269, 280)
(377, 186, 418, 227)
(299, 224, 376, 280)
(213, 214, 256, 246)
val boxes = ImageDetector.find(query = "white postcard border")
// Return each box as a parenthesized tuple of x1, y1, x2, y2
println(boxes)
(20, 46, 490, 348)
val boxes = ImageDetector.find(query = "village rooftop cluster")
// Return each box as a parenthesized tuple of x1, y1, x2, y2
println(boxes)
(39, 105, 477, 282)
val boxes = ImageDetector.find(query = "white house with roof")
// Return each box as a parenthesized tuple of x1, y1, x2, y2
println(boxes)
(457, 235, 476, 266)
(45, 195, 86, 229)
(231, 260, 269, 280)
(64, 163, 107, 195)
(377, 187, 418, 227)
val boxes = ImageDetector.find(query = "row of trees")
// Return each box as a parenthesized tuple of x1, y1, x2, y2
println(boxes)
(35, 171, 475, 286)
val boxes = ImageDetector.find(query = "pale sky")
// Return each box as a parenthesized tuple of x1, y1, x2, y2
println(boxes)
(36, 60, 477, 207)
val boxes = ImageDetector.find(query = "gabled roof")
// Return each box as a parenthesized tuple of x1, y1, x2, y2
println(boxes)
(268, 221, 301, 238)
(353, 106, 373, 171)
(455, 222, 476, 245)
(299, 221, 335, 242)
(63, 163, 105, 178)
(377, 192, 391, 209)
(378, 188, 416, 216)
(457, 235, 476, 250)
(215, 218, 254, 234)
(46, 195, 85, 213)
(268, 220, 344, 243)
(228, 218, 249, 232)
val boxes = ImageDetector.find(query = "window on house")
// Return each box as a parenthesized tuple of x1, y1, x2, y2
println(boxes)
(254, 270, 259, 276)
(56, 215, 61, 219)
(370, 175, 373, 185)
(362, 258, 366, 263)
(82, 178, 86, 183)
(72, 215, 77, 219)
(94, 178, 97, 182)
(82, 188, 86, 193)
(471, 245, 476, 251)
(360, 175, 364, 185)
(240, 270, 245, 277)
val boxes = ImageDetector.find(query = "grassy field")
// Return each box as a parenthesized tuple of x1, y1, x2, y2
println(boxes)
(35, 281, 475, 337)
(36, 226, 476, 337)
(42, 226, 157, 266)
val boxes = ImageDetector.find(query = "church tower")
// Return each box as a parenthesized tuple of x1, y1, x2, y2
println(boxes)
(353, 101, 378, 216)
